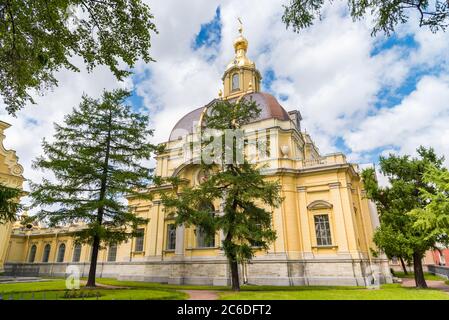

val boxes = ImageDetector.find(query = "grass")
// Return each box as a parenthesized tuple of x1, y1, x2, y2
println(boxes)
(219, 284, 449, 300)
(0, 279, 186, 300)
(1, 278, 449, 300)
(3, 289, 186, 300)
(95, 278, 229, 291)
(393, 271, 447, 281)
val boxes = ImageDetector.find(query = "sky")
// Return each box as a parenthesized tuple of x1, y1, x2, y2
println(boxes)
(1, 0, 449, 193)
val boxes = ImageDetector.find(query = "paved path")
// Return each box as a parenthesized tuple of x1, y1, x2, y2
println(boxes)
(401, 278, 449, 293)
(180, 290, 219, 300)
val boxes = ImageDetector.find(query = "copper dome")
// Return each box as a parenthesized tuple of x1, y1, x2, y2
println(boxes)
(168, 92, 290, 141)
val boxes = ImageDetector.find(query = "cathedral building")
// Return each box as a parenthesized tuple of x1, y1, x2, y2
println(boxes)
(2, 28, 392, 286)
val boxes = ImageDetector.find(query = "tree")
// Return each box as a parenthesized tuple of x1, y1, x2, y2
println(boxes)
(0, 0, 157, 115)
(282, 0, 449, 35)
(30, 89, 160, 287)
(159, 98, 282, 291)
(412, 164, 449, 243)
(0, 183, 22, 223)
(361, 146, 445, 288)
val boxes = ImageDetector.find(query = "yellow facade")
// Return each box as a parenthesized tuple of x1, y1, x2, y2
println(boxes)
(0, 121, 25, 273)
(3, 28, 391, 285)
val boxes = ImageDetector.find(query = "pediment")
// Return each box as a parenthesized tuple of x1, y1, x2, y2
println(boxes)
(307, 200, 333, 210)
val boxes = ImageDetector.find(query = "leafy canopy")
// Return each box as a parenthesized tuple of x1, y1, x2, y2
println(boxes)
(362, 146, 446, 260)
(0, 0, 157, 115)
(412, 164, 449, 242)
(30, 89, 160, 245)
(282, 0, 449, 35)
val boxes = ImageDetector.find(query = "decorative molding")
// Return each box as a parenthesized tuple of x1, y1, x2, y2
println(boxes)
(307, 200, 333, 210)
(0, 121, 25, 181)
(328, 182, 341, 189)
(297, 186, 307, 192)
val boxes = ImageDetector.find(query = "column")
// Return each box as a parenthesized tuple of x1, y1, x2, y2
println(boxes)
(297, 186, 312, 258)
(175, 225, 185, 256)
(328, 182, 350, 254)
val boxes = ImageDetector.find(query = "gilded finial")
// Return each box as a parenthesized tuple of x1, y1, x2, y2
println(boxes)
(218, 89, 223, 98)
(238, 17, 243, 35)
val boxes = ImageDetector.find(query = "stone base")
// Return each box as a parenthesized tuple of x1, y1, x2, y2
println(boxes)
(4, 257, 392, 287)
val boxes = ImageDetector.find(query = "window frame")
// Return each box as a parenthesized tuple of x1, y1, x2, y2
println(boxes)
(42, 244, 51, 263)
(313, 214, 333, 247)
(166, 224, 176, 250)
(231, 73, 240, 91)
(56, 243, 66, 263)
(134, 228, 145, 252)
(72, 243, 82, 262)
(107, 243, 117, 262)
(28, 244, 37, 263)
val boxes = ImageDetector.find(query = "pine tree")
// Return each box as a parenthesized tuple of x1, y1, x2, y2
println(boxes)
(160, 98, 282, 291)
(31, 89, 160, 287)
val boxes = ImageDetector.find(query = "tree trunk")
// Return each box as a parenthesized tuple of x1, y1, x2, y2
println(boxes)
(86, 235, 100, 287)
(399, 256, 408, 275)
(86, 110, 112, 288)
(413, 251, 427, 288)
(229, 258, 240, 291)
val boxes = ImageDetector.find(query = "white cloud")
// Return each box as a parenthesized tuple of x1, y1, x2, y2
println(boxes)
(1, 0, 449, 202)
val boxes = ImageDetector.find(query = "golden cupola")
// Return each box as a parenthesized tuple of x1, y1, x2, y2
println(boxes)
(222, 19, 262, 99)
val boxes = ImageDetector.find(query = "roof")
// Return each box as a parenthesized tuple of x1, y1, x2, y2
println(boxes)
(168, 92, 290, 141)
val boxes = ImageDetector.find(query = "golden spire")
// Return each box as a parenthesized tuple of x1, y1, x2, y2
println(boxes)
(221, 18, 261, 99)
(233, 17, 248, 53)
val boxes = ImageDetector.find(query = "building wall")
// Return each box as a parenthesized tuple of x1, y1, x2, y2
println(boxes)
(0, 121, 25, 273)
(3, 115, 391, 285)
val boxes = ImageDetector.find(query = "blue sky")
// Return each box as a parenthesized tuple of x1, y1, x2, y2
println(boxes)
(1, 0, 449, 188)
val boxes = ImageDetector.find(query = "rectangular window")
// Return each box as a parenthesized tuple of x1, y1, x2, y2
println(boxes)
(134, 228, 145, 252)
(166, 224, 176, 250)
(314, 215, 332, 246)
(107, 244, 117, 262)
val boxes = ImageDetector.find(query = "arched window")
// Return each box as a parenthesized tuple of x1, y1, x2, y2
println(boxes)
(28, 245, 37, 263)
(196, 202, 215, 248)
(166, 224, 176, 250)
(57, 243, 66, 262)
(42, 244, 51, 262)
(107, 244, 117, 262)
(232, 73, 239, 91)
(72, 243, 82, 262)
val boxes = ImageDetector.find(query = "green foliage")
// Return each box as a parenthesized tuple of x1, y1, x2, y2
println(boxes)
(0, 0, 157, 115)
(30, 89, 160, 247)
(361, 146, 445, 287)
(0, 183, 22, 223)
(160, 98, 283, 290)
(282, 0, 449, 35)
(412, 164, 449, 242)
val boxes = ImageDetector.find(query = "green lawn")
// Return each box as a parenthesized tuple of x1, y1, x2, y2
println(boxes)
(219, 284, 449, 300)
(1, 278, 449, 300)
(0, 279, 186, 300)
(393, 271, 448, 281)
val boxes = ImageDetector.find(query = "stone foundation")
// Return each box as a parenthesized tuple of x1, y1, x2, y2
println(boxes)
(5, 257, 392, 286)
